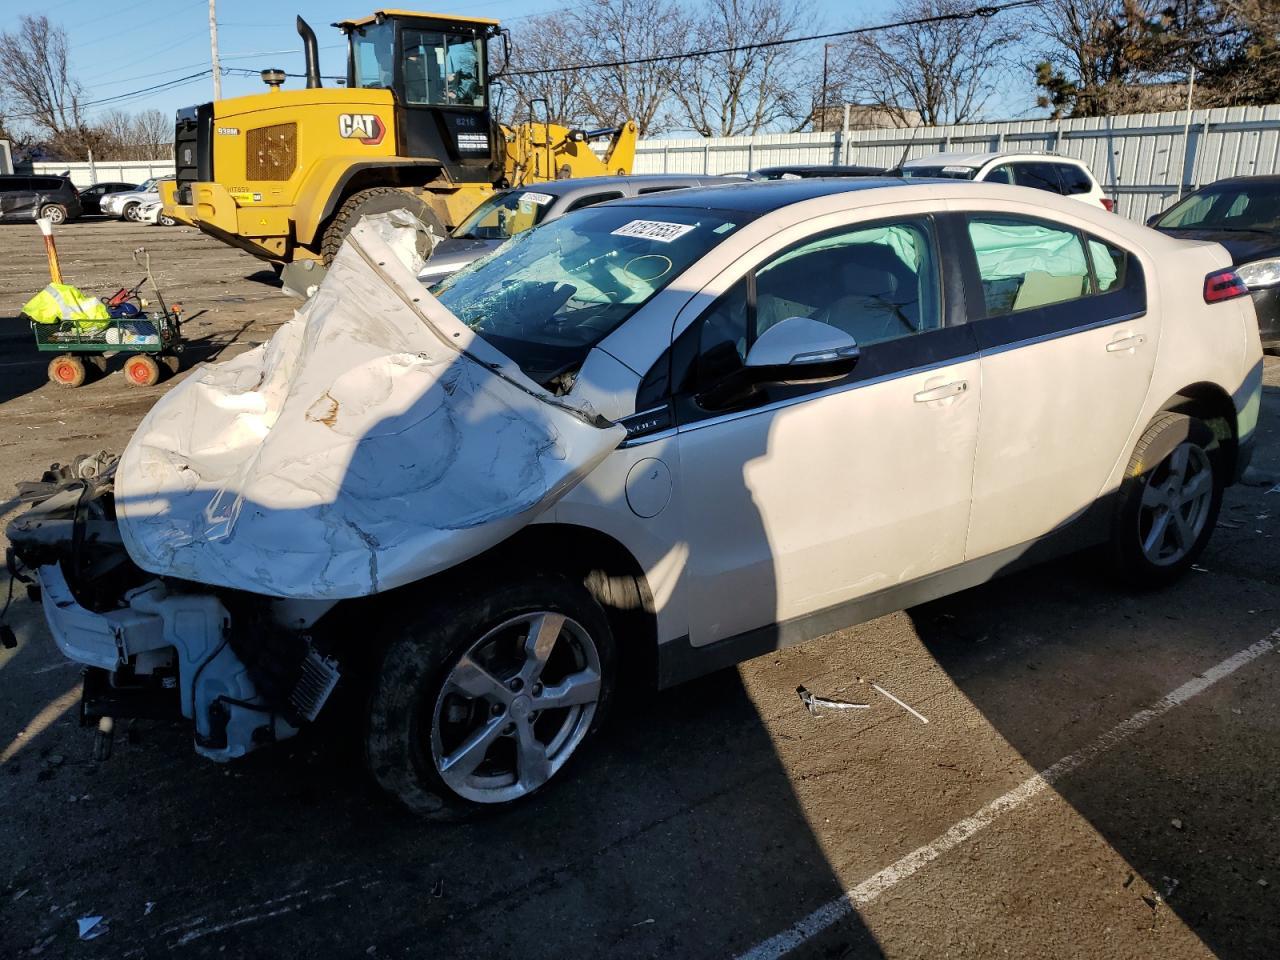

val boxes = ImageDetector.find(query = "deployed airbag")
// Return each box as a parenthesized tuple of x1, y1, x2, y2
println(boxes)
(114, 214, 625, 599)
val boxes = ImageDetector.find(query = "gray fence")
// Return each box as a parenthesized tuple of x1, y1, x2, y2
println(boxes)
(30, 158, 175, 188)
(634, 104, 1280, 223)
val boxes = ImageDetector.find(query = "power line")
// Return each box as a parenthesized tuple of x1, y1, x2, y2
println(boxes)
(506, 0, 1042, 77)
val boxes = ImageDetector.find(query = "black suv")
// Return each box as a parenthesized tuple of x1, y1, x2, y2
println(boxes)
(0, 175, 83, 224)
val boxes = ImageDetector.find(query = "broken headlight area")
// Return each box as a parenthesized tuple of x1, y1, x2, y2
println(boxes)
(6, 455, 342, 762)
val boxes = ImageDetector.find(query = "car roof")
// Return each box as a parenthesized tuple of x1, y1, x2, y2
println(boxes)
(753, 164, 885, 176)
(1191, 175, 1280, 187)
(509, 174, 730, 198)
(602, 176, 922, 213)
(902, 151, 1086, 169)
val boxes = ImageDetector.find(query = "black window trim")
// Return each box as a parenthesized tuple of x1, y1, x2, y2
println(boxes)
(954, 211, 1147, 355)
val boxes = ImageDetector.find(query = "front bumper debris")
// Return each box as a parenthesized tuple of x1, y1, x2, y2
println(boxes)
(6, 455, 341, 762)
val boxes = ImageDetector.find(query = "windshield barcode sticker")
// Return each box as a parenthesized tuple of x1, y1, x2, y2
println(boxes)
(521, 192, 553, 206)
(611, 219, 696, 243)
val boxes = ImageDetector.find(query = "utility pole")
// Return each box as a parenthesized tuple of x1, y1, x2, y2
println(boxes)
(209, 0, 222, 100)
(1176, 65, 1196, 200)
(819, 43, 831, 133)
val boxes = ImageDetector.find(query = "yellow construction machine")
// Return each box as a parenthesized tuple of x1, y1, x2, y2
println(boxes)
(162, 10, 637, 294)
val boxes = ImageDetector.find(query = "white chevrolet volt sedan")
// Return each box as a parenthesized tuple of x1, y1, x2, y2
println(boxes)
(11, 179, 1263, 819)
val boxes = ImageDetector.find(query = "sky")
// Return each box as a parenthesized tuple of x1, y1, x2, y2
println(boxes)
(2, 0, 1042, 135)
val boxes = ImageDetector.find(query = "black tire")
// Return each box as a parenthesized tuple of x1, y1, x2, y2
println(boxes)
(320, 186, 445, 265)
(1111, 412, 1223, 587)
(157, 211, 177, 227)
(365, 573, 616, 820)
(40, 203, 67, 224)
(160, 354, 181, 375)
(122, 201, 140, 222)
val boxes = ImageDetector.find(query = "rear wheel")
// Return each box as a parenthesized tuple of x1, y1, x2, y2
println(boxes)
(123, 354, 160, 387)
(48, 355, 85, 387)
(40, 204, 67, 224)
(320, 186, 444, 265)
(1111, 412, 1222, 586)
(365, 574, 615, 819)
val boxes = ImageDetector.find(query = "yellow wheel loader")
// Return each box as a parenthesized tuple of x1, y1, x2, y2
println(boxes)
(162, 10, 637, 296)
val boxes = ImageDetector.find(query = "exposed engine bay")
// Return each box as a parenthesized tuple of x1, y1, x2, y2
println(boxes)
(6, 452, 341, 761)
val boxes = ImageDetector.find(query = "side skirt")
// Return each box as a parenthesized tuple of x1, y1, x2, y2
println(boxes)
(656, 503, 1111, 689)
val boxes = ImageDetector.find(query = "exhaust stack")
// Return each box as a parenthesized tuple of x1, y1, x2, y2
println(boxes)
(297, 16, 322, 89)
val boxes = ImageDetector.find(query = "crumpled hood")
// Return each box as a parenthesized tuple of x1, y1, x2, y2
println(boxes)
(115, 213, 625, 600)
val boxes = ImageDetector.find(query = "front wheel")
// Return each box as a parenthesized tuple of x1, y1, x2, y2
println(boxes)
(365, 574, 615, 819)
(1110, 412, 1222, 587)
(122, 202, 140, 222)
(320, 186, 444, 265)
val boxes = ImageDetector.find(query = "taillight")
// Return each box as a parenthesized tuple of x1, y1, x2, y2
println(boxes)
(1204, 268, 1250, 303)
(1101, 197, 1115, 212)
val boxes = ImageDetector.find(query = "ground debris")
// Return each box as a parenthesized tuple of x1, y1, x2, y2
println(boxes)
(76, 916, 108, 940)
(1171, 818, 1185, 831)
(871, 682, 930, 724)
(796, 686, 870, 716)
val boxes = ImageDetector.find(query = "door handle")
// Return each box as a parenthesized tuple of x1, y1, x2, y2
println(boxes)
(1106, 334, 1146, 352)
(913, 380, 968, 403)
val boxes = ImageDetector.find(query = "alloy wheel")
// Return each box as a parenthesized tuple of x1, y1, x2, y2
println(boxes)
(1137, 441, 1213, 566)
(428, 611, 602, 804)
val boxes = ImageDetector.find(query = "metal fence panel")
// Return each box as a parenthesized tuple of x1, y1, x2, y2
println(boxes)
(29, 159, 176, 188)
(633, 104, 1280, 222)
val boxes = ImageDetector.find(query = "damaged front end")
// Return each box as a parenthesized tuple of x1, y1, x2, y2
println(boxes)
(6, 211, 623, 765)
(6, 455, 340, 761)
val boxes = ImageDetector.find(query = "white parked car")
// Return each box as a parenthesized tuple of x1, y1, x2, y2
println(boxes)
(101, 176, 174, 221)
(8, 180, 1262, 819)
(901, 152, 1114, 211)
(137, 198, 178, 226)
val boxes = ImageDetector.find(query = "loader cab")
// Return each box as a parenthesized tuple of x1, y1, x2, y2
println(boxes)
(335, 10, 500, 178)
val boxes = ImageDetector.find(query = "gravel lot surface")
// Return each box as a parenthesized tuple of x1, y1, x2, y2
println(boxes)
(1, 219, 1277, 959)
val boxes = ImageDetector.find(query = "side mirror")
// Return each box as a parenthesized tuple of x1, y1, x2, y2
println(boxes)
(1146, 212, 1162, 227)
(744, 316, 859, 382)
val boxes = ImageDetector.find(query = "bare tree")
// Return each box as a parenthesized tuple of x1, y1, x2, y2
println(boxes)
(671, 0, 813, 136)
(92, 109, 172, 160)
(129, 109, 171, 159)
(502, 13, 594, 126)
(0, 16, 88, 155)
(1028, 0, 1178, 117)
(573, 0, 684, 135)
(838, 0, 1018, 125)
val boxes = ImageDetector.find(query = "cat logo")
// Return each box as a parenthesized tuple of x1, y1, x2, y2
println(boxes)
(338, 113, 386, 146)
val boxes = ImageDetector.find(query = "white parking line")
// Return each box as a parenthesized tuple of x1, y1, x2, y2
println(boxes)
(737, 629, 1280, 960)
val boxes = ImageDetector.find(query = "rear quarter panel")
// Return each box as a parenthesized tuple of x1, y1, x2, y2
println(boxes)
(1115, 235, 1260, 488)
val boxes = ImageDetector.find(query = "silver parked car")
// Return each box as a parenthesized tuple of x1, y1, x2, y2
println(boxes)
(418, 174, 736, 283)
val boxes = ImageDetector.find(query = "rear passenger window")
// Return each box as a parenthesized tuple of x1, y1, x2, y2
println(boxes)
(1012, 163, 1064, 194)
(1057, 165, 1093, 195)
(1087, 238, 1127, 293)
(967, 217, 1090, 315)
(637, 185, 684, 195)
(565, 191, 622, 212)
(37, 178, 64, 190)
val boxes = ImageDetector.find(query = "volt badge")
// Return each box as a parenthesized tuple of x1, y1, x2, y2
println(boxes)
(338, 113, 386, 145)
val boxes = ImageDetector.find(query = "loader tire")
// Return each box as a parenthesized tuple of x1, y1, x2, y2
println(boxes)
(320, 187, 445, 266)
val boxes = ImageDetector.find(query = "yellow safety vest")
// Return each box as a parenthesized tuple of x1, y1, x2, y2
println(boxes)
(21, 283, 111, 331)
